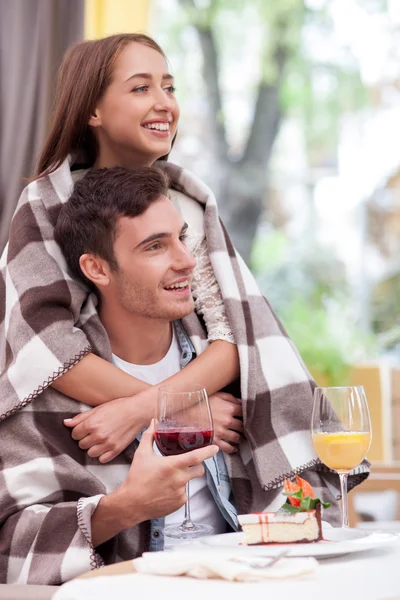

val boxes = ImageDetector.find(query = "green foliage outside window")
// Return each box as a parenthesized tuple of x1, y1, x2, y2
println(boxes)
(252, 231, 377, 386)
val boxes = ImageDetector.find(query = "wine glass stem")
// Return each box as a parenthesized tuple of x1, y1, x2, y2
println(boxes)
(338, 472, 349, 528)
(182, 481, 195, 529)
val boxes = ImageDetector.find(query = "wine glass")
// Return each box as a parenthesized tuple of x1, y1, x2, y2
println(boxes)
(154, 384, 214, 539)
(311, 386, 371, 528)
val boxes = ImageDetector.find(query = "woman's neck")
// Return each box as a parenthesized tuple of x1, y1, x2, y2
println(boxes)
(94, 144, 155, 169)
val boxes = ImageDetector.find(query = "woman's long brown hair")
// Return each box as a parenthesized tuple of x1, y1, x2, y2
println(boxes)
(36, 34, 168, 178)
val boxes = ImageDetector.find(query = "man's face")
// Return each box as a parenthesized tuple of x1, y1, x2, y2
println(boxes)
(107, 196, 196, 322)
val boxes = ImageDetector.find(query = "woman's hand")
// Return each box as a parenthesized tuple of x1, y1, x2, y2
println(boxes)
(209, 392, 244, 454)
(64, 392, 154, 463)
(64, 389, 244, 460)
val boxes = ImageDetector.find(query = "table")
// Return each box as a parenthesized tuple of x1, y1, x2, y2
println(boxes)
(55, 537, 400, 600)
(2, 536, 400, 600)
(0, 584, 57, 599)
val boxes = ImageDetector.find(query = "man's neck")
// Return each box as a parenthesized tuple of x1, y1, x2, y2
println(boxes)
(99, 300, 173, 365)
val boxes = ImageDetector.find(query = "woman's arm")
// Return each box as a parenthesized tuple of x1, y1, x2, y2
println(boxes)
(160, 339, 239, 393)
(63, 340, 241, 462)
(52, 340, 238, 405)
(51, 352, 150, 403)
(56, 342, 240, 458)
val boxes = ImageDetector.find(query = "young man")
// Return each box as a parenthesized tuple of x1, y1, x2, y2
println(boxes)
(55, 166, 239, 549)
(0, 166, 237, 585)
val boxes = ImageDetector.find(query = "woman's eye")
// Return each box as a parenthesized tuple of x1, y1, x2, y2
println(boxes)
(132, 85, 149, 93)
(165, 85, 176, 94)
(179, 233, 188, 243)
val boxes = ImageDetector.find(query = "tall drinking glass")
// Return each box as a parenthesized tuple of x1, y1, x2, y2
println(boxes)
(154, 384, 214, 539)
(311, 386, 371, 528)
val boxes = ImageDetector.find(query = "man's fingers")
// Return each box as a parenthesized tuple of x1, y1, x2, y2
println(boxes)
(137, 420, 154, 451)
(176, 444, 218, 468)
(184, 464, 205, 481)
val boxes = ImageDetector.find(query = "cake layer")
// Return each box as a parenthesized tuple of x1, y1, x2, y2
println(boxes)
(238, 511, 315, 525)
(240, 518, 320, 544)
(238, 505, 323, 545)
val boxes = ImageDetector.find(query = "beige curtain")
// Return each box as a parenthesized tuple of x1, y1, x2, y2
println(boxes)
(0, 0, 84, 252)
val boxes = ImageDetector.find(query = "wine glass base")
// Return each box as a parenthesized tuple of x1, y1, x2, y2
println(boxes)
(163, 522, 214, 540)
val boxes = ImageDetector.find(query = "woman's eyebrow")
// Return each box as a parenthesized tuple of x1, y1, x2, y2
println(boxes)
(124, 72, 174, 83)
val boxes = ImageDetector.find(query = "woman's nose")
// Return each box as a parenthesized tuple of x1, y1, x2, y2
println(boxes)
(153, 89, 176, 113)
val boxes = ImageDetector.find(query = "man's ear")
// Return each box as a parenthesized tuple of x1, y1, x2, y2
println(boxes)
(79, 254, 110, 288)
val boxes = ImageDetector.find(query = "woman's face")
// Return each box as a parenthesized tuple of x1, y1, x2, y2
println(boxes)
(90, 42, 180, 167)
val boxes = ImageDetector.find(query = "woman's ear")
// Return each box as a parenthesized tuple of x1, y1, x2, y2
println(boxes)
(88, 110, 101, 128)
(79, 254, 110, 288)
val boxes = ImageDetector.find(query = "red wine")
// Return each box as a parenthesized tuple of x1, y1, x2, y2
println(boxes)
(155, 428, 213, 456)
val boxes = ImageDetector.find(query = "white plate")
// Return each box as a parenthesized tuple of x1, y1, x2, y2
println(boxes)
(356, 520, 400, 533)
(176, 524, 399, 559)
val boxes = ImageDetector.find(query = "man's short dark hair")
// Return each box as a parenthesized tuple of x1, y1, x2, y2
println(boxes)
(55, 166, 169, 288)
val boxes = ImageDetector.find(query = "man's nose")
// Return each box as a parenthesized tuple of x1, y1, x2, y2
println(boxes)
(173, 244, 197, 271)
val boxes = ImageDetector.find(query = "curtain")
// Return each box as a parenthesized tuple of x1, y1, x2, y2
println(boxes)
(0, 0, 84, 252)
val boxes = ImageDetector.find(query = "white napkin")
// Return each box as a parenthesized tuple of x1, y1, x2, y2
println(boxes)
(133, 551, 318, 582)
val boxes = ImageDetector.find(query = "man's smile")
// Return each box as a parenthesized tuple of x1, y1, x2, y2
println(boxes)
(163, 277, 192, 295)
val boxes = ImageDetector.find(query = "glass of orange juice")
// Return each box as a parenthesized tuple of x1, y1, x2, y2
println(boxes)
(311, 386, 371, 528)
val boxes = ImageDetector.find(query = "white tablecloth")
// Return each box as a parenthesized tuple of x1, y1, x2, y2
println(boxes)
(54, 538, 400, 600)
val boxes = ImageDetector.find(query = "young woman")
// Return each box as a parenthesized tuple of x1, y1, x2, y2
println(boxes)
(0, 33, 244, 460)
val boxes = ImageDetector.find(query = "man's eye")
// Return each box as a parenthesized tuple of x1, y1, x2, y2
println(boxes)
(146, 242, 161, 251)
(165, 85, 176, 94)
(132, 85, 149, 93)
(179, 233, 188, 243)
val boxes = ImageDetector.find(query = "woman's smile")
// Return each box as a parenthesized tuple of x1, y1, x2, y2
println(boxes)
(142, 118, 172, 138)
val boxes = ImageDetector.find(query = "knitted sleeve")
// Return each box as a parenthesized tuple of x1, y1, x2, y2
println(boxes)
(189, 234, 235, 345)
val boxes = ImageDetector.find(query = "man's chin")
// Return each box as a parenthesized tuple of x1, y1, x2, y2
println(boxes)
(170, 307, 195, 321)
(165, 299, 195, 321)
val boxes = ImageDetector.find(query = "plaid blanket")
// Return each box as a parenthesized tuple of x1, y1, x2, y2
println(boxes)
(0, 157, 369, 584)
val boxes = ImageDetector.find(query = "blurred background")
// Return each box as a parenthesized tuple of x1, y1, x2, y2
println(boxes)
(1, 0, 400, 523)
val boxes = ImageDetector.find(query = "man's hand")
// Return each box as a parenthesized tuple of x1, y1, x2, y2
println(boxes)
(121, 422, 219, 521)
(91, 422, 219, 546)
(209, 392, 243, 454)
(64, 393, 152, 463)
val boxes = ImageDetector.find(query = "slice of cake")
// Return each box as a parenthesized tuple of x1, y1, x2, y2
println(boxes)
(238, 476, 330, 545)
(238, 505, 322, 544)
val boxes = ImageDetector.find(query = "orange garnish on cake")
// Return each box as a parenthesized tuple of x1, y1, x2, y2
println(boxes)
(284, 476, 315, 507)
